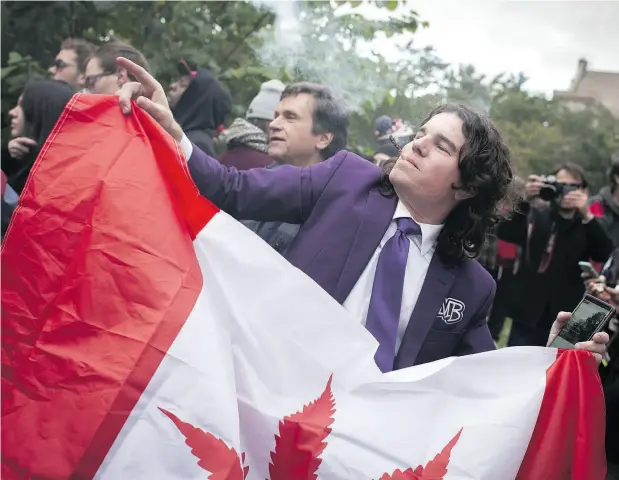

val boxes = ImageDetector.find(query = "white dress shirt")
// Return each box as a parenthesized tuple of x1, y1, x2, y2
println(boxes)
(343, 201, 443, 353)
(180, 134, 194, 160)
(179, 138, 443, 352)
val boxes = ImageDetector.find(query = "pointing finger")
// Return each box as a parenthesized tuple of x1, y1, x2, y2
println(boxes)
(116, 57, 159, 94)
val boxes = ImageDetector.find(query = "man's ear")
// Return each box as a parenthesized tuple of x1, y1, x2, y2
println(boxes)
(116, 67, 129, 87)
(454, 187, 475, 201)
(76, 73, 86, 89)
(315, 131, 334, 151)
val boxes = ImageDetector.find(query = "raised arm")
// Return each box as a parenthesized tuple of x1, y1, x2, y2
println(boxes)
(114, 57, 346, 224)
(184, 138, 347, 223)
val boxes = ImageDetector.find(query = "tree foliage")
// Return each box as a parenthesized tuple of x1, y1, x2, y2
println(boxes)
(489, 83, 619, 190)
(2, 1, 618, 192)
(1, 0, 423, 132)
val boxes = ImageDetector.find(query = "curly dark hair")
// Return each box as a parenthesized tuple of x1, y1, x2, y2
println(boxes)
(379, 103, 514, 265)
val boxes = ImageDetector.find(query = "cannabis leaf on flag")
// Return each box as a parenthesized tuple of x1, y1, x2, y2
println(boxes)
(160, 375, 461, 479)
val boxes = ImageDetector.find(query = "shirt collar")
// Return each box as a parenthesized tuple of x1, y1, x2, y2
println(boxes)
(393, 201, 443, 256)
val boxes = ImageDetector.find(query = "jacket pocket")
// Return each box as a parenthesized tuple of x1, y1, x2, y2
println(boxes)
(416, 328, 465, 363)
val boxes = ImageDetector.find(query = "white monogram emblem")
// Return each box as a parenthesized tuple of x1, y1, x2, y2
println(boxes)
(437, 298, 465, 324)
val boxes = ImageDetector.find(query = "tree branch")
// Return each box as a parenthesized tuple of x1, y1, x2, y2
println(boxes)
(221, 11, 271, 68)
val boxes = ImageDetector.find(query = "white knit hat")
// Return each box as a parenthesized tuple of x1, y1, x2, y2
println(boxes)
(246, 79, 286, 121)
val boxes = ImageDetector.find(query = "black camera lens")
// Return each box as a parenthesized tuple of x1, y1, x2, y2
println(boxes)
(539, 183, 558, 201)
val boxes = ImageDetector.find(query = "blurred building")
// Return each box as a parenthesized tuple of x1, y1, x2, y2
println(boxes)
(554, 59, 619, 118)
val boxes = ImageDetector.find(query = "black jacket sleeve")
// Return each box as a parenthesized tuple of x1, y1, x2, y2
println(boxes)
(496, 201, 530, 245)
(583, 217, 614, 263)
(1, 144, 22, 177)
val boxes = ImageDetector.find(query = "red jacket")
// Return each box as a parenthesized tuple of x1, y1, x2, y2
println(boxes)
(218, 145, 273, 171)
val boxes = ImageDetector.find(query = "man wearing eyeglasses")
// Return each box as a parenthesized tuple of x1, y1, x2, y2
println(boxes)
(497, 163, 613, 346)
(49, 38, 94, 91)
(83, 41, 149, 95)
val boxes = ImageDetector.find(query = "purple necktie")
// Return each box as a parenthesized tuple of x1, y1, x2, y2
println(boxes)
(365, 217, 421, 372)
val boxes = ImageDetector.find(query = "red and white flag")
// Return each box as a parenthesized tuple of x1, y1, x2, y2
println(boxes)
(1, 96, 607, 480)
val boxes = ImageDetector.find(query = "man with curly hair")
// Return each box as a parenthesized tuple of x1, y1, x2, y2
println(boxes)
(115, 58, 608, 372)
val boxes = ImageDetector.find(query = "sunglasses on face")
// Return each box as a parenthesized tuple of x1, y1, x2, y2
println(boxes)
(52, 59, 76, 71)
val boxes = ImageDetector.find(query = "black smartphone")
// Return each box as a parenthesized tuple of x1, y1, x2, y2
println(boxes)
(549, 294, 615, 349)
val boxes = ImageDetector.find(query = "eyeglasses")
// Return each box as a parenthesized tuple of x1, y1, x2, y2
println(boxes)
(52, 59, 76, 71)
(84, 71, 115, 90)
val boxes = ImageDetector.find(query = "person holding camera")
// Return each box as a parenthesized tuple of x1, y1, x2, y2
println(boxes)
(497, 163, 613, 346)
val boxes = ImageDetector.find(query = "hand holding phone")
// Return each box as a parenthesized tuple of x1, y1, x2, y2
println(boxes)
(548, 294, 615, 349)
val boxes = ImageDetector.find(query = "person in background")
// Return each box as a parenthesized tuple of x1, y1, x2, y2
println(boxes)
(241, 82, 349, 254)
(479, 177, 525, 340)
(3, 80, 73, 194)
(266, 82, 349, 167)
(590, 159, 619, 248)
(582, 255, 619, 479)
(166, 58, 232, 157)
(48, 38, 95, 91)
(218, 79, 285, 171)
(498, 164, 613, 346)
(1, 171, 19, 241)
(83, 41, 149, 95)
(373, 115, 399, 165)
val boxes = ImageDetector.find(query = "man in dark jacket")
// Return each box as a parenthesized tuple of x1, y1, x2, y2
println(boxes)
(167, 61, 231, 157)
(590, 159, 619, 247)
(219, 79, 285, 171)
(498, 163, 613, 346)
(241, 82, 349, 255)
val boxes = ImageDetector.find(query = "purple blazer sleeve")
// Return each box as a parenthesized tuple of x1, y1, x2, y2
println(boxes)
(454, 282, 497, 356)
(187, 144, 347, 223)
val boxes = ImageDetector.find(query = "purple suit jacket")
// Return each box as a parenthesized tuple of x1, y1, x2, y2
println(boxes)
(188, 147, 497, 368)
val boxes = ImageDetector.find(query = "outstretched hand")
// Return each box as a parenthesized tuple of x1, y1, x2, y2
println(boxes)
(547, 311, 609, 365)
(114, 57, 183, 142)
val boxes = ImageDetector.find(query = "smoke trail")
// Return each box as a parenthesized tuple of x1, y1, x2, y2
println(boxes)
(252, 0, 390, 112)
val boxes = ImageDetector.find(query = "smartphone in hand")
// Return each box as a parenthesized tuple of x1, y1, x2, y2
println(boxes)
(548, 294, 615, 349)
(578, 261, 599, 279)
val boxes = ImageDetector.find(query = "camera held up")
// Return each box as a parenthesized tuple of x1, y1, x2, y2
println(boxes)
(538, 175, 581, 202)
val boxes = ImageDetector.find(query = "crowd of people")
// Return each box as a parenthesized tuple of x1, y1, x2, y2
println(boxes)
(2, 36, 618, 476)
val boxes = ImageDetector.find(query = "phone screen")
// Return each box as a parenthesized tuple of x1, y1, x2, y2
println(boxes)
(551, 296, 614, 348)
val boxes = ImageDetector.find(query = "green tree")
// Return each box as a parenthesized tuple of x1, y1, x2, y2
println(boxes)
(1, 1, 277, 123)
(492, 92, 619, 190)
(346, 43, 448, 154)
(1, 0, 427, 145)
(443, 63, 619, 191)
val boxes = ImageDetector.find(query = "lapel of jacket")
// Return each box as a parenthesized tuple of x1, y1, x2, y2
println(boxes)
(333, 189, 397, 304)
(394, 252, 456, 369)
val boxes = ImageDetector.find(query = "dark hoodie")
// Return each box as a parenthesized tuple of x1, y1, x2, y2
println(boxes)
(590, 186, 619, 248)
(2, 80, 73, 194)
(172, 69, 232, 157)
